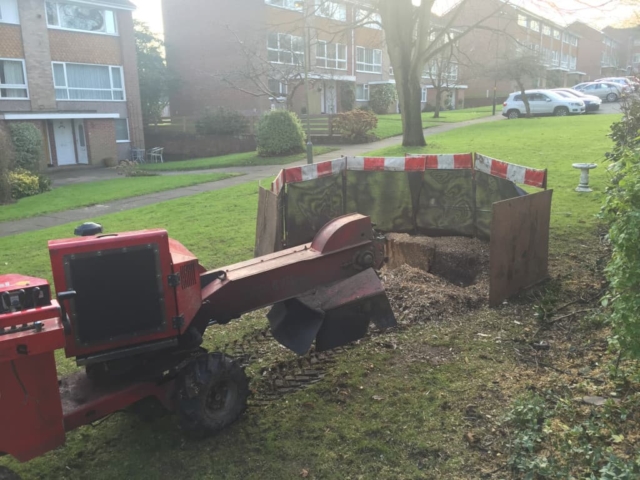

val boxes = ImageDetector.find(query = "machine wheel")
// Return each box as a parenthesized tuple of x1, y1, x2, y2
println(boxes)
(176, 353, 249, 438)
(606, 92, 618, 102)
(554, 106, 569, 117)
(507, 109, 520, 119)
(0, 466, 22, 480)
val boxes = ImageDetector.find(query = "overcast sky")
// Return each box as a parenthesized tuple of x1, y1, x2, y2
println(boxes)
(132, 0, 637, 36)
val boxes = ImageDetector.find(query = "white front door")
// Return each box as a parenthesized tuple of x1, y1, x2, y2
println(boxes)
(74, 120, 88, 164)
(53, 119, 76, 166)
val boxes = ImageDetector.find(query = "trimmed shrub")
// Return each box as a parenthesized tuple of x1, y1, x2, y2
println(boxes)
(340, 84, 356, 112)
(0, 123, 14, 204)
(370, 84, 397, 115)
(256, 111, 305, 157)
(9, 122, 43, 172)
(333, 109, 378, 143)
(196, 108, 249, 135)
(9, 168, 41, 199)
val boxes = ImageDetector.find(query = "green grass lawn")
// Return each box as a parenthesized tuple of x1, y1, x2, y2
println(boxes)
(140, 147, 338, 171)
(0, 113, 623, 479)
(375, 106, 494, 139)
(0, 173, 239, 223)
(367, 113, 618, 240)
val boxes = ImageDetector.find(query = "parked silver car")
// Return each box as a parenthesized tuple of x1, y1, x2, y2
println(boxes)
(573, 82, 622, 102)
(551, 88, 602, 112)
(502, 89, 585, 119)
(596, 77, 638, 92)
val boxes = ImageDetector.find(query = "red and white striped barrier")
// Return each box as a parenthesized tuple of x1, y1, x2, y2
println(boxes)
(344, 156, 425, 171)
(475, 154, 547, 188)
(405, 153, 474, 170)
(271, 153, 547, 193)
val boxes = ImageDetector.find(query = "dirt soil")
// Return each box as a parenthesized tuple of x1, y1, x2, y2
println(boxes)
(382, 235, 490, 326)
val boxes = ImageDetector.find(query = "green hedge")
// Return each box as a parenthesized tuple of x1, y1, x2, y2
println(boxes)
(256, 110, 305, 157)
(9, 122, 43, 172)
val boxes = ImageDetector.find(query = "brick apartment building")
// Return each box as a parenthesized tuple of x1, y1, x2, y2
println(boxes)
(163, 0, 636, 116)
(0, 0, 144, 168)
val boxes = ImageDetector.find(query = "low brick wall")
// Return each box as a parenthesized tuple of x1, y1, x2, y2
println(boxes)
(144, 131, 257, 161)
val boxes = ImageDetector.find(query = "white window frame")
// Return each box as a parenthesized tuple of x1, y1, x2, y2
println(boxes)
(0, 0, 20, 24)
(0, 58, 29, 100)
(553, 29, 560, 40)
(355, 83, 369, 101)
(52, 62, 126, 102)
(268, 78, 288, 97)
(356, 47, 382, 74)
(264, 0, 303, 11)
(530, 20, 540, 32)
(421, 87, 427, 103)
(115, 118, 130, 143)
(267, 32, 305, 65)
(570, 35, 578, 47)
(517, 14, 527, 27)
(633, 53, 640, 64)
(45, 1, 118, 36)
(315, 1, 346, 22)
(542, 25, 551, 36)
(316, 41, 347, 70)
(356, 8, 381, 29)
(562, 32, 569, 43)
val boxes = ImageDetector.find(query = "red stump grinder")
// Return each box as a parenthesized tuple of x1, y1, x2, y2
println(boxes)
(0, 214, 395, 476)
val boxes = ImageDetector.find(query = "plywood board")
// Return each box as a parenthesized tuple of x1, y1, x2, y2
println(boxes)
(254, 186, 282, 257)
(489, 190, 553, 307)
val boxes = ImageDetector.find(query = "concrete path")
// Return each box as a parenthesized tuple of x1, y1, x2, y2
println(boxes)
(2, 115, 504, 238)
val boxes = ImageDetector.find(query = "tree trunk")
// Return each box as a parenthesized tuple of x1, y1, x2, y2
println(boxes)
(433, 88, 442, 119)
(398, 77, 426, 147)
(517, 83, 531, 118)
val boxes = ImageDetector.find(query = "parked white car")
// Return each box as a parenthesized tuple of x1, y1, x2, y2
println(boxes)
(502, 89, 585, 119)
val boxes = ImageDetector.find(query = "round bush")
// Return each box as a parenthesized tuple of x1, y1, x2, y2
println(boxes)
(9, 168, 41, 199)
(256, 111, 305, 157)
(370, 84, 397, 115)
(9, 122, 43, 172)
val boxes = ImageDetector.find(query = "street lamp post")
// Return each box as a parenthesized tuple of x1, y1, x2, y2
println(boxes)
(296, 0, 313, 164)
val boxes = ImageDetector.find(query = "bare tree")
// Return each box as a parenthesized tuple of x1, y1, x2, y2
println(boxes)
(375, 0, 507, 146)
(494, 47, 545, 117)
(423, 31, 459, 119)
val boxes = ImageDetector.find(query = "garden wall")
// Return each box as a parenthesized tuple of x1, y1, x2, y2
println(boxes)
(144, 131, 256, 161)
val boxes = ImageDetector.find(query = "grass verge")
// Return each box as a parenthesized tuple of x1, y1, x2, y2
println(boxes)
(375, 106, 494, 139)
(1, 113, 633, 479)
(140, 147, 338, 171)
(0, 173, 239, 223)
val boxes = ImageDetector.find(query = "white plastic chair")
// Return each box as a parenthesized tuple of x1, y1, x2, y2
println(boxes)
(131, 148, 146, 163)
(147, 147, 164, 163)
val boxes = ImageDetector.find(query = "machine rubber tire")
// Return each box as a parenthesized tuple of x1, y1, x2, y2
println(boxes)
(176, 353, 249, 438)
(607, 92, 618, 102)
(554, 107, 569, 117)
(0, 467, 22, 480)
(507, 109, 520, 119)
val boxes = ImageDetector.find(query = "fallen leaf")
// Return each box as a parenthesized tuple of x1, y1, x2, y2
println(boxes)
(372, 395, 385, 401)
(301, 469, 309, 478)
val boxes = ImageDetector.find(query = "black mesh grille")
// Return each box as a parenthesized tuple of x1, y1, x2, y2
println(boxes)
(180, 263, 197, 290)
(67, 246, 166, 346)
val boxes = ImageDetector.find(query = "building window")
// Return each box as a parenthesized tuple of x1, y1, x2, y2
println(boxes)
(115, 118, 129, 142)
(530, 20, 540, 32)
(542, 25, 551, 36)
(315, 1, 346, 21)
(267, 32, 304, 65)
(553, 29, 560, 40)
(562, 32, 569, 43)
(355, 84, 369, 101)
(53, 62, 125, 101)
(0, 59, 27, 99)
(316, 41, 347, 70)
(356, 9, 381, 29)
(268, 79, 288, 96)
(570, 35, 578, 47)
(265, 0, 303, 11)
(552, 51, 559, 65)
(421, 87, 427, 103)
(633, 38, 640, 47)
(356, 47, 382, 73)
(46, 1, 117, 35)
(570, 56, 577, 70)
(517, 14, 527, 27)
(0, 0, 19, 24)
(561, 53, 569, 68)
(633, 53, 640, 64)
